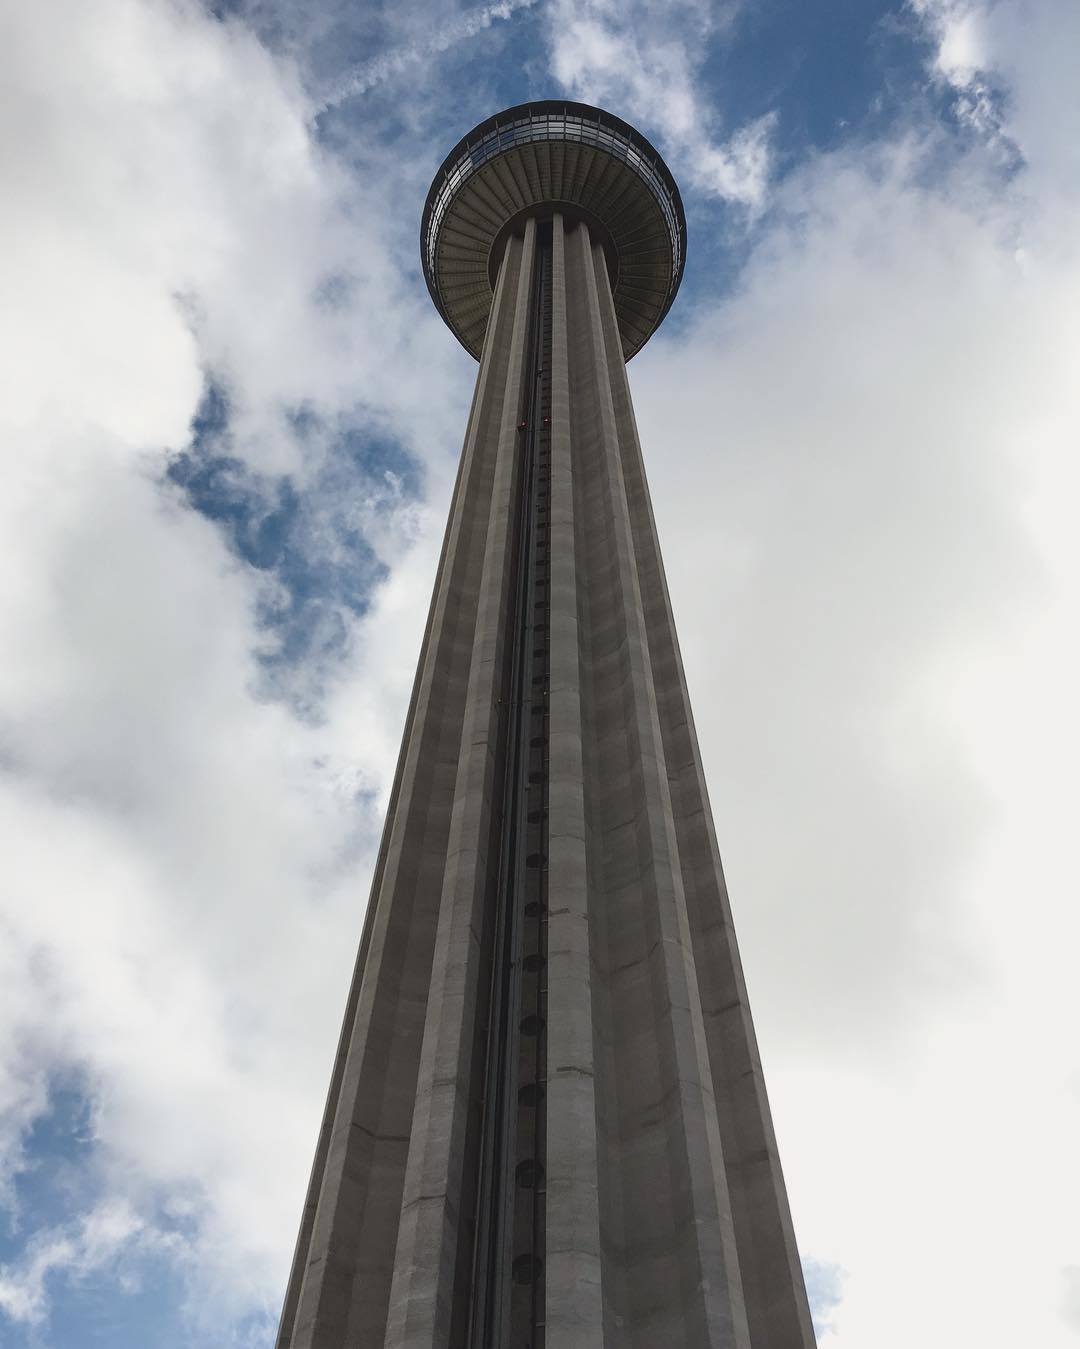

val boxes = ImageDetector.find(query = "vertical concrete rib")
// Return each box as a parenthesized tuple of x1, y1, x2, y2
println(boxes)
(594, 253, 816, 1349)
(544, 214, 605, 1348)
(565, 221, 752, 1349)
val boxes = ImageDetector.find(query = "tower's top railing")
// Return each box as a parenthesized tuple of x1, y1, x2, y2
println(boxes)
(421, 101, 687, 361)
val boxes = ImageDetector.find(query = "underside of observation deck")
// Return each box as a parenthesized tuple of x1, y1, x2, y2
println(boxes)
(421, 101, 686, 361)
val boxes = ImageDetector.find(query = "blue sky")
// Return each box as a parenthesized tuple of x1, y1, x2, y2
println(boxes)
(1, 0, 1079, 1345)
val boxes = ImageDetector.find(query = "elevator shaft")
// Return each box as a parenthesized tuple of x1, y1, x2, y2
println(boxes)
(469, 222, 551, 1349)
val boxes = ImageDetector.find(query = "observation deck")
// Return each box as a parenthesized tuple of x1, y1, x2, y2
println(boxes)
(421, 100, 686, 361)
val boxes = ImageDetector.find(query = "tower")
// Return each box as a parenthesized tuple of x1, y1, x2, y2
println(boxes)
(277, 101, 815, 1349)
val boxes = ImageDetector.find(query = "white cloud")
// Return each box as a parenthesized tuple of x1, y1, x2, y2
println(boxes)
(915, 0, 1080, 207)
(0, 1199, 159, 1326)
(0, 0, 462, 475)
(626, 3, 1080, 1342)
(803, 1256, 846, 1341)
(0, 0, 457, 1337)
(317, 0, 537, 109)
(910, 0, 989, 84)
(1062, 1267, 1080, 1335)
(546, 0, 775, 208)
(637, 132, 1045, 1040)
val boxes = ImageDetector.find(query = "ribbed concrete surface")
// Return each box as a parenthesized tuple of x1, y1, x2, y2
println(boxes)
(276, 222, 540, 1349)
(549, 216, 815, 1349)
(276, 213, 815, 1349)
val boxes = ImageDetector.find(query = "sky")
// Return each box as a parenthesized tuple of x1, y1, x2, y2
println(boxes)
(1, 0, 1078, 1344)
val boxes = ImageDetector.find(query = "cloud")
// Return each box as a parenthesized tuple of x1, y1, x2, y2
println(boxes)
(617, 3, 1080, 1343)
(546, 0, 775, 208)
(1062, 1267, 1080, 1335)
(638, 113, 1080, 1325)
(803, 1256, 846, 1341)
(0, 0, 459, 1338)
(2, 0, 466, 474)
(909, 0, 989, 84)
(0, 1200, 160, 1326)
(911, 0, 1080, 205)
(635, 133, 1039, 1043)
(316, 0, 538, 110)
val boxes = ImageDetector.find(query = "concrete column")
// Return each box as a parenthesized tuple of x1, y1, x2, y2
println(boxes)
(278, 210, 815, 1349)
(564, 221, 753, 1349)
(544, 213, 605, 1347)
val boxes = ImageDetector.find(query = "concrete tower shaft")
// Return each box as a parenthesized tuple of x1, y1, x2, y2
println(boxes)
(277, 109, 815, 1349)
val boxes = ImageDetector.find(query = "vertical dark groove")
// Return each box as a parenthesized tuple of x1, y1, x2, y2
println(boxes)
(522, 225, 552, 1349)
(468, 224, 551, 1348)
